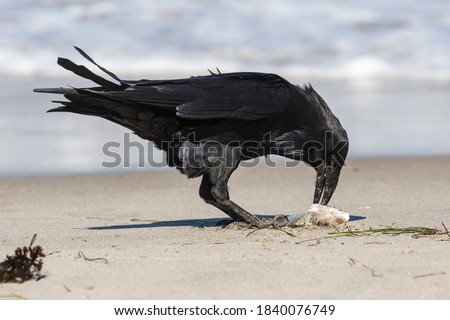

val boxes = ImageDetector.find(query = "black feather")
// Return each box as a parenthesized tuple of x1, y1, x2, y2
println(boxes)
(73, 46, 127, 86)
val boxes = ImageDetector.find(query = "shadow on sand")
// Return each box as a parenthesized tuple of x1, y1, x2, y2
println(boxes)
(87, 217, 227, 230)
(86, 215, 365, 230)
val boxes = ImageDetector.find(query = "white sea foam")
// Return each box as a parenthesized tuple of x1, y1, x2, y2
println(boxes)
(1, 0, 450, 80)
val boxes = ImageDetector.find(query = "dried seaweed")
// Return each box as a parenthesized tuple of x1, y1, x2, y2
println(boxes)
(413, 272, 446, 279)
(296, 223, 450, 244)
(442, 222, 450, 238)
(348, 257, 383, 277)
(328, 225, 444, 237)
(0, 234, 45, 283)
(77, 251, 109, 264)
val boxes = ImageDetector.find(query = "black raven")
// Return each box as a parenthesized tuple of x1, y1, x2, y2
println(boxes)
(34, 47, 348, 228)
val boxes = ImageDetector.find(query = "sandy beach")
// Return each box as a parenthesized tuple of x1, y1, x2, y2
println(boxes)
(0, 156, 449, 299)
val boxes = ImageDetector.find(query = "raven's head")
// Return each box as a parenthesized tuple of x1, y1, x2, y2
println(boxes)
(312, 129, 349, 206)
(293, 83, 349, 206)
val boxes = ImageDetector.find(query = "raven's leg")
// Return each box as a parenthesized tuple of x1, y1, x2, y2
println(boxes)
(198, 146, 288, 228)
(200, 173, 266, 225)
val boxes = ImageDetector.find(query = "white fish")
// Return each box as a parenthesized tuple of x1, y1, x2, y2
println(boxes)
(287, 204, 350, 227)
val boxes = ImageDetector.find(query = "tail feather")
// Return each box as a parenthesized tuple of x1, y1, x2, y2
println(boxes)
(46, 92, 112, 116)
(43, 90, 181, 149)
(33, 87, 77, 94)
(57, 57, 121, 89)
(34, 47, 183, 154)
(73, 46, 127, 86)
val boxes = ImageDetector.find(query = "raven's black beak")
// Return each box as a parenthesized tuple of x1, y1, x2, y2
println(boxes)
(321, 167, 341, 205)
(313, 166, 325, 204)
(313, 166, 341, 205)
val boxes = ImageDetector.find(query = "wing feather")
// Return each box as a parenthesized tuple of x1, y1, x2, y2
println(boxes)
(137, 73, 292, 121)
(100, 72, 292, 121)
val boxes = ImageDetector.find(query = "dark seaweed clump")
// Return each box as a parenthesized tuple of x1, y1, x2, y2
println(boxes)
(0, 235, 45, 283)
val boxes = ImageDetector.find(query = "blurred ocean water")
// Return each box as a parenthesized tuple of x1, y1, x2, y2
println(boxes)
(2, 0, 450, 79)
(0, 0, 449, 176)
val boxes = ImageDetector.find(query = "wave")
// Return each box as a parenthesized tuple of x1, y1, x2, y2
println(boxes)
(2, 0, 450, 81)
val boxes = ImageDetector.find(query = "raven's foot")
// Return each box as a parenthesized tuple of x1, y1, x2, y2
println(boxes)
(217, 215, 290, 229)
(224, 221, 254, 230)
(273, 214, 290, 227)
(217, 220, 263, 230)
(245, 215, 290, 229)
(215, 219, 240, 227)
